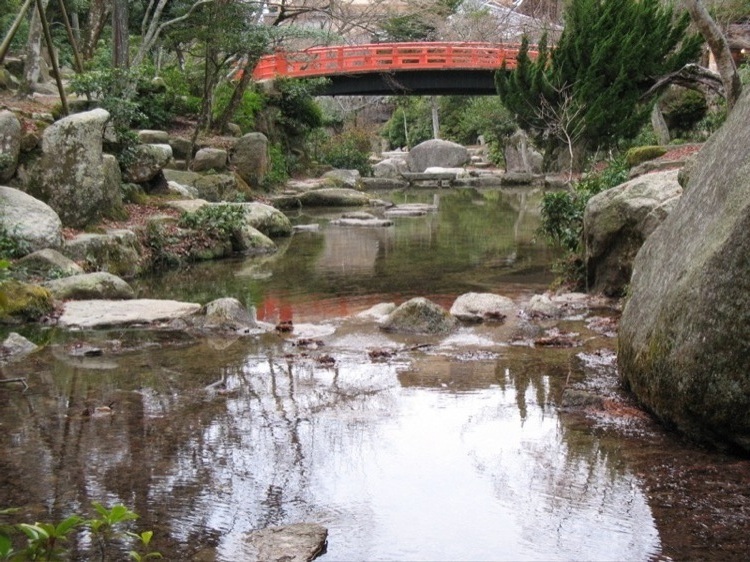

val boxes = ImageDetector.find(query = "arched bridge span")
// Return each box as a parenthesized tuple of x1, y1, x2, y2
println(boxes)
(251, 42, 537, 96)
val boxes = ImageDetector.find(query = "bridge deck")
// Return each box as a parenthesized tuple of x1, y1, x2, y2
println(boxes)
(252, 42, 532, 82)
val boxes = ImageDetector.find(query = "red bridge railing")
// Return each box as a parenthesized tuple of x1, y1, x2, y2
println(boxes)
(252, 42, 535, 81)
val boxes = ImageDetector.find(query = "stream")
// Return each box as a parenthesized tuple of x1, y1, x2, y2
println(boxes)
(1, 187, 749, 561)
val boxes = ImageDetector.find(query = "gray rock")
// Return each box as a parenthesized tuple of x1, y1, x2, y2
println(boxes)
(0, 110, 21, 181)
(1, 332, 38, 363)
(63, 230, 142, 279)
(196, 297, 259, 331)
(407, 139, 469, 172)
(618, 87, 750, 452)
(373, 157, 408, 179)
(356, 302, 396, 321)
(450, 292, 515, 323)
(0, 186, 63, 254)
(504, 129, 543, 174)
(163, 169, 237, 202)
(524, 292, 597, 319)
(169, 137, 193, 160)
(500, 172, 535, 186)
(330, 217, 393, 227)
(13, 248, 83, 279)
(273, 188, 371, 209)
(235, 225, 278, 255)
(231, 132, 268, 187)
(167, 180, 198, 199)
(44, 271, 135, 300)
(191, 147, 228, 172)
(137, 130, 169, 144)
(57, 299, 201, 329)
(380, 297, 456, 335)
(583, 169, 682, 296)
(322, 169, 361, 189)
(36, 108, 113, 228)
(238, 202, 293, 237)
(102, 154, 123, 214)
(360, 177, 408, 190)
(245, 523, 328, 562)
(122, 144, 172, 183)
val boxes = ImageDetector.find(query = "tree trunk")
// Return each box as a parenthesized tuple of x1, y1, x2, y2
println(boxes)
(22, 0, 49, 93)
(431, 96, 440, 139)
(651, 104, 671, 145)
(112, 0, 129, 68)
(683, 0, 742, 110)
(213, 52, 261, 134)
(82, 0, 109, 61)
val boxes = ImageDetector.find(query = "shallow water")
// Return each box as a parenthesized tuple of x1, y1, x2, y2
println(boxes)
(1, 188, 747, 561)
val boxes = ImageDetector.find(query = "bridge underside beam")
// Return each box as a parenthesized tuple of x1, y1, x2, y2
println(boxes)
(319, 69, 501, 96)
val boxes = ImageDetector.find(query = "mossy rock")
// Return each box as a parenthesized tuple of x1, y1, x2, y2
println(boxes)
(0, 280, 54, 324)
(626, 146, 668, 168)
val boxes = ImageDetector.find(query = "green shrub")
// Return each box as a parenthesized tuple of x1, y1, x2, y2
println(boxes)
(539, 157, 629, 285)
(625, 145, 668, 167)
(317, 128, 373, 176)
(213, 84, 263, 133)
(263, 143, 290, 189)
(179, 204, 245, 239)
(660, 88, 708, 134)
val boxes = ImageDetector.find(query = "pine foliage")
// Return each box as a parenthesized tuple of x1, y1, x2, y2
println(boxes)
(496, 0, 702, 152)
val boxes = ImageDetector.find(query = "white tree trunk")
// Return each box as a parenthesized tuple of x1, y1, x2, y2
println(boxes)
(23, 0, 50, 90)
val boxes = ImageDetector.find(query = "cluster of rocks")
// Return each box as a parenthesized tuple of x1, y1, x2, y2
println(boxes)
(367, 135, 547, 190)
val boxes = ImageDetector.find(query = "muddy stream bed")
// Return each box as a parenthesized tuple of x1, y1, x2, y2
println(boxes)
(1, 188, 749, 560)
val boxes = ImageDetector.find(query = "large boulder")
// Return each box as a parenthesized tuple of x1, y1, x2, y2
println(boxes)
(0, 186, 63, 254)
(191, 147, 227, 172)
(322, 169, 361, 189)
(0, 280, 54, 324)
(0, 110, 21, 182)
(238, 202, 293, 238)
(583, 169, 682, 296)
(231, 132, 268, 187)
(62, 230, 143, 279)
(163, 169, 239, 202)
(380, 297, 456, 335)
(618, 88, 750, 451)
(122, 144, 172, 183)
(44, 271, 135, 300)
(407, 139, 469, 173)
(373, 157, 408, 179)
(36, 108, 114, 228)
(13, 248, 83, 280)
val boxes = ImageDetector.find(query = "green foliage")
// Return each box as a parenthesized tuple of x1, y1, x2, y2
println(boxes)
(497, 0, 702, 160)
(540, 157, 628, 255)
(0, 0, 27, 53)
(0, 224, 26, 260)
(212, 84, 263, 133)
(316, 128, 373, 176)
(660, 88, 708, 135)
(178, 204, 245, 240)
(0, 503, 159, 561)
(273, 77, 325, 137)
(263, 143, 290, 189)
(382, 98, 432, 149)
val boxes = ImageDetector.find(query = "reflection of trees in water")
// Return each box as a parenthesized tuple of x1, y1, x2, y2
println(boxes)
(462, 349, 659, 560)
(0, 341, 401, 559)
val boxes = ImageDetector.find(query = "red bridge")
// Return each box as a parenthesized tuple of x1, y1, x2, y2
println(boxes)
(252, 42, 537, 96)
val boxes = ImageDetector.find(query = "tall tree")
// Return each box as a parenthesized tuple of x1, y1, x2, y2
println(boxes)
(497, 0, 702, 170)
